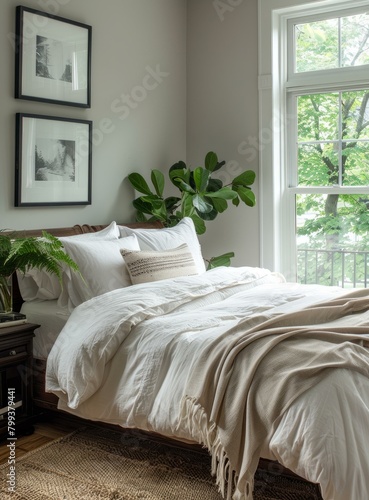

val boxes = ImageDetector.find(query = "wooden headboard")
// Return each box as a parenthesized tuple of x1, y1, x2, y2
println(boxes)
(11, 220, 163, 312)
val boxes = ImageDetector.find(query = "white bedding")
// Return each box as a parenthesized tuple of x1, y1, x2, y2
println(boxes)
(20, 300, 69, 360)
(45, 266, 369, 500)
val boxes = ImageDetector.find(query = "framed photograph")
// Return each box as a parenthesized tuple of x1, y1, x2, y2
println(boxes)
(15, 113, 92, 206)
(15, 6, 91, 107)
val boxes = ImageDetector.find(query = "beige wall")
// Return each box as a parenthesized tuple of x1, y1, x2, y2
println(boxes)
(1, 0, 260, 267)
(0, 0, 187, 230)
(187, 0, 260, 267)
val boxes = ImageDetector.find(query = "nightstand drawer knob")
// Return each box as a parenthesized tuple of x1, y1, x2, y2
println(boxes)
(9, 350, 17, 356)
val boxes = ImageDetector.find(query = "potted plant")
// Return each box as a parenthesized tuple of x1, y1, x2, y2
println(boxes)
(128, 151, 256, 268)
(0, 230, 78, 314)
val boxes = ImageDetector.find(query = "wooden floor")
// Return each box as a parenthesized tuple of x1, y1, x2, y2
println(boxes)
(0, 413, 81, 466)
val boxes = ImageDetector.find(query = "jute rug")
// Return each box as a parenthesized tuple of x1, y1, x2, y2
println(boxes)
(0, 425, 323, 499)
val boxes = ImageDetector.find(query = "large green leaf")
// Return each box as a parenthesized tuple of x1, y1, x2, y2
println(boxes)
(133, 197, 157, 215)
(207, 178, 223, 192)
(151, 203, 168, 220)
(205, 151, 218, 171)
(212, 160, 226, 172)
(233, 170, 256, 187)
(135, 211, 147, 222)
(192, 194, 213, 214)
(169, 167, 190, 187)
(211, 197, 228, 213)
(151, 170, 165, 196)
(181, 192, 195, 217)
(190, 214, 206, 235)
(207, 252, 235, 270)
(176, 179, 196, 194)
(193, 167, 210, 192)
(235, 186, 256, 207)
(128, 173, 153, 196)
(198, 206, 218, 221)
(169, 160, 186, 173)
(206, 187, 238, 200)
(140, 195, 165, 210)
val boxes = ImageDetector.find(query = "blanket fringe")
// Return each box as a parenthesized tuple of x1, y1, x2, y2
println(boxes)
(178, 396, 254, 500)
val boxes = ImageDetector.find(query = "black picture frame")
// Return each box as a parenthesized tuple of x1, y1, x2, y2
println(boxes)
(15, 113, 92, 207)
(15, 6, 92, 108)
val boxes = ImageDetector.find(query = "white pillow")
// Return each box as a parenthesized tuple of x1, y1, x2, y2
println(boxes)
(119, 218, 206, 274)
(17, 221, 120, 302)
(59, 221, 120, 244)
(17, 269, 62, 301)
(59, 234, 140, 309)
(16, 271, 39, 302)
(121, 243, 199, 285)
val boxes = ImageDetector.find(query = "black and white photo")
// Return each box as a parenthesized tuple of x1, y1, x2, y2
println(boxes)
(15, 114, 92, 206)
(35, 139, 76, 182)
(15, 6, 91, 107)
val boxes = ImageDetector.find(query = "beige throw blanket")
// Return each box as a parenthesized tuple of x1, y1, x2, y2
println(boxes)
(179, 289, 369, 499)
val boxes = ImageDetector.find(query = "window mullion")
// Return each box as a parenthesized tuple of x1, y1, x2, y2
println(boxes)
(338, 90, 343, 186)
(338, 16, 342, 68)
(286, 94, 298, 188)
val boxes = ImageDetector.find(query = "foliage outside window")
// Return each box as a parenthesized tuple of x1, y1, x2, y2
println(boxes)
(287, 8, 369, 288)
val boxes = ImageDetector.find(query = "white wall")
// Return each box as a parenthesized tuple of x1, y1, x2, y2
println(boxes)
(187, 0, 260, 266)
(0, 0, 187, 230)
(1, 0, 261, 267)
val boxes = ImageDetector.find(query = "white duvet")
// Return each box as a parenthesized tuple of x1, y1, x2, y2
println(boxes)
(46, 266, 369, 500)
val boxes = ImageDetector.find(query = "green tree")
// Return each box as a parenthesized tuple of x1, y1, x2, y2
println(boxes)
(295, 13, 369, 251)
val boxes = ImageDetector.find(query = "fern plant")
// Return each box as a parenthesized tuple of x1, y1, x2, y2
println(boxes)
(0, 230, 79, 313)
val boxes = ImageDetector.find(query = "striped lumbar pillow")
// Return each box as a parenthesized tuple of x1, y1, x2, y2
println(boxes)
(120, 243, 199, 284)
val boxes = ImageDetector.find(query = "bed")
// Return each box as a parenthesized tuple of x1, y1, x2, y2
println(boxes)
(12, 218, 369, 500)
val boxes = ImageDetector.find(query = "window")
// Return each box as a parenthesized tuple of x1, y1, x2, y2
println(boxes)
(258, 0, 369, 287)
(293, 13, 369, 72)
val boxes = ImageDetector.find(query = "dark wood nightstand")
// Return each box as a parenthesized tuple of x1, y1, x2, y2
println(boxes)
(0, 322, 40, 441)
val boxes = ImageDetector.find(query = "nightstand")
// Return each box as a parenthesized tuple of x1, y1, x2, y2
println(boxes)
(0, 322, 40, 440)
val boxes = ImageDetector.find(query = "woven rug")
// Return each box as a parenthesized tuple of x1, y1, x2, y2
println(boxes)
(0, 425, 323, 499)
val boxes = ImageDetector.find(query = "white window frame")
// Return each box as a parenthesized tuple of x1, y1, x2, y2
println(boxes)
(258, 0, 369, 281)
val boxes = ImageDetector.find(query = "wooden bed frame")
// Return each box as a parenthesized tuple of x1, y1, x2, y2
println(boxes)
(11, 221, 320, 493)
